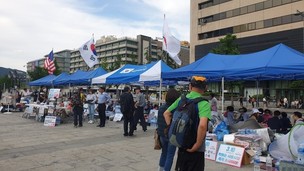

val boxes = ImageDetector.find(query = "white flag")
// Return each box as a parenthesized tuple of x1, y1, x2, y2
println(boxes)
(162, 16, 181, 65)
(79, 38, 99, 68)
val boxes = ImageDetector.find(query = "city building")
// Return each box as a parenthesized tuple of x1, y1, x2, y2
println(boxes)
(70, 35, 189, 73)
(27, 50, 71, 73)
(191, 0, 304, 102)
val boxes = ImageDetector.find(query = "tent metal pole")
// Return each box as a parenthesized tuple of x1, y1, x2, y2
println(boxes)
(159, 79, 162, 107)
(221, 77, 224, 114)
(256, 80, 259, 107)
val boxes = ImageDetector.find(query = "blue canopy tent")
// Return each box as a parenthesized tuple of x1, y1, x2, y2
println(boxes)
(163, 44, 304, 81)
(92, 60, 173, 105)
(92, 60, 173, 84)
(28, 75, 57, 86)
(163, 43, 304, 112)
(52, 72, 70, 86)
(70, 67, 107, 85)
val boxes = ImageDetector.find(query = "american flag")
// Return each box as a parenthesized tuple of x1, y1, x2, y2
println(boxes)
(44, 50, 56, 74)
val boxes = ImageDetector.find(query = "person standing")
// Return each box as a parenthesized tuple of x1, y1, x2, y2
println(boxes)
(97, 87, 111, 127)
(210, 93, 218, 113)
(133, 87, 147, 132)
(239, 96, 243, 107)
(157, 88, 180, 171)
(119, 86, 135, 136)
(164, 76, 211, 171)
(71, 88, 85, 128)
(86, 88, 97, 124)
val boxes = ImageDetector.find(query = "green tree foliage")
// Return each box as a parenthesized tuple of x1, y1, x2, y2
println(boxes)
(0, 76, 13, 89)
(211, 33, 240, 55)
(53, 60, 61, 75)
(28, 66, 48, 81)
(144, 48, 152, 64)
(289, 80, 304, 89)
(100, 57, 109, 71)
(210, 33, 241, 106)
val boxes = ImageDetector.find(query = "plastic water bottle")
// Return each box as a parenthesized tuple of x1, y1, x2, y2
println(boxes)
(274, 160, 280, 171)
(253, 151, 260, 171)
(266, 154, 272, 171)
(296, 143, 304, 165)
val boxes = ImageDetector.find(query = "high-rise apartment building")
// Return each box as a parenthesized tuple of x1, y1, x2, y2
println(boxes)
(191, 0, 304, 62)
(70, 35, 189, 73)
(27, 50, 71, 73)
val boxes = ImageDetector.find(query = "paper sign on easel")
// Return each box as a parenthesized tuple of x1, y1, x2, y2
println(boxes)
(44, 116, 56, 127)
(216, 144, 245, 167)
(205, 140, 218, 160)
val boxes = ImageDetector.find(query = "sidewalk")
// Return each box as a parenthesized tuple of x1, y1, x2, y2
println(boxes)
(0, 112, 254, 171)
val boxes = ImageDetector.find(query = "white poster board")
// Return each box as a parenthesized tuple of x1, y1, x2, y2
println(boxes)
(216, 144, 245, 167)
(113, 113, 123, 122)
(44, 116, 56, 127)
(205, 140, 218, 161)
(48, 89, 60, 100)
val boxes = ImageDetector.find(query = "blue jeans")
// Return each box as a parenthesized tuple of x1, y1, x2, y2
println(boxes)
(88, 104, 95, 121)
(159, 136, 176, 171)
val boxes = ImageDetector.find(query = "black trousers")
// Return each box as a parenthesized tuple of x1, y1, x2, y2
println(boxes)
(175, 149, 205, 171)
(134, 107, 147, 131)
(98, 104, 106, 126)
(123, 110, 134, 135)
(73, 106, 83, 126)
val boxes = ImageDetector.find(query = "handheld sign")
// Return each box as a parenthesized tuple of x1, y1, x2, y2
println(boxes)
(205, 140, 218, 160)
(216, 144, 245, 167)
(44, 116, 57, 127)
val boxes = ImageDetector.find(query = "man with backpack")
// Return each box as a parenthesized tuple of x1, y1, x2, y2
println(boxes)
(164, 76, 211, 171)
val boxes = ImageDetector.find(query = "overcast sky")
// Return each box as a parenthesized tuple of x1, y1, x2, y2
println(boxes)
(0, 0, 190, 71)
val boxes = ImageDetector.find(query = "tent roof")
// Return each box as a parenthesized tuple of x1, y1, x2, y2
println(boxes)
(28, 74, 57, 86)
(92, 60, 173, 84)
(53, 72, 70, 86)
(163, 43, 304, 81)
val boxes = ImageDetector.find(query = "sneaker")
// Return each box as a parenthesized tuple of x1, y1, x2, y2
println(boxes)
(88, 120, 93, 124)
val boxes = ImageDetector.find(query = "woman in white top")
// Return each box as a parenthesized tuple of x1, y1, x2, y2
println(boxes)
(86, 89, 97, 123)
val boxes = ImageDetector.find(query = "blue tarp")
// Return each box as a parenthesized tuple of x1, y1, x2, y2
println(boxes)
(53, 72, 70, 86)
(92, 60, 173, 84)
(68, 67, 107, 85)
(28, 75, 57, 86)
(163, 44, 304, 81)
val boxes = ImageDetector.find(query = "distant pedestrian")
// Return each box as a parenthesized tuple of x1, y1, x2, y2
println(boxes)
(97, 87, 111, 127)
(239, 96, 243, 107)
(210, 93, 218, 112)
(71, 88, 85, 128)
(119, 86, 135, 136)
(86, 88, 97, 124)
(133, 87, 147, 132)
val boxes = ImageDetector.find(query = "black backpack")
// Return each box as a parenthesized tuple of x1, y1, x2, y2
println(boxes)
(168, 95, 208, 149)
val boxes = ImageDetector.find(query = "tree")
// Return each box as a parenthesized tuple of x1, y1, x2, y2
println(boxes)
(144, 47, 152, 64)
(210, 33, 241, 106)
(289, 80, 304, 89)
(211, 33, 240, 55)
(53, 60, 62, 75)
(0, 76, 13, 90)
(100, 57, 109, 71)
(113, 55, 122, 70)
(28, 66, 48, 81)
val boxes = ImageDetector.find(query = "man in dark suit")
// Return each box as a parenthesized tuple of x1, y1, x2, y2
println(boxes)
(120, 86, 135, 136)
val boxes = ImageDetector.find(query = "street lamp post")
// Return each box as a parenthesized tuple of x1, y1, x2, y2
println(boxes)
(295, 10, 304, 53)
